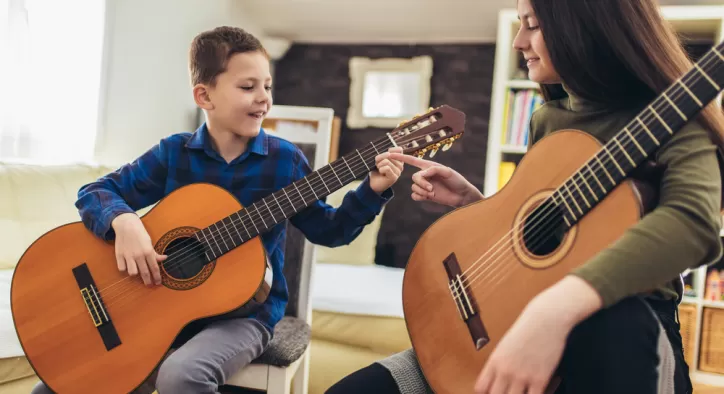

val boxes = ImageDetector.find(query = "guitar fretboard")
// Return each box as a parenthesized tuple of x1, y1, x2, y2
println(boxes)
(194, 136, 396, 260)
(550, 42, 724, 229)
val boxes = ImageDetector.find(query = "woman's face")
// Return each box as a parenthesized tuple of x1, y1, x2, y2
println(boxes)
(513, 0, 561, 84)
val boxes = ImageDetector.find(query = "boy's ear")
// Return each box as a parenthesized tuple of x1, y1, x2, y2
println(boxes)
(193, 84, 214, 110)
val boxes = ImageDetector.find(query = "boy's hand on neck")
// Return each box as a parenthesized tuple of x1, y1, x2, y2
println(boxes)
(369, 147, 405, 195)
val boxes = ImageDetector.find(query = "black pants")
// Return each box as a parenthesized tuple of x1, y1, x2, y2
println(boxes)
(326, 296, 692, 394)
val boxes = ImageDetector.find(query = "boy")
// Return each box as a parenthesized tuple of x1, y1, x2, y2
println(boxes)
(31, 26, 403, 393)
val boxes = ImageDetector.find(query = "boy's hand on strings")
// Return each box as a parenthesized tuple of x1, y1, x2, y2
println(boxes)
(388, 152, 483, 207)
(369, 147, 405, 194)
(111, 213, 167, 286)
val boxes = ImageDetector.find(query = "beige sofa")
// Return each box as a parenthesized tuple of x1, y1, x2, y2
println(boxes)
(0, 162, 410, 394)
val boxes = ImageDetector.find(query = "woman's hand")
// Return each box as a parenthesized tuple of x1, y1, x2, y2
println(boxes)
(388, 153, 483, 207)
(474, 275, 603, 394)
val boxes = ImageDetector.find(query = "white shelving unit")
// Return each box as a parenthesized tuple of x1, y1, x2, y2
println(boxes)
(484, 5, 724, 197)
(485, 5, 724, 387)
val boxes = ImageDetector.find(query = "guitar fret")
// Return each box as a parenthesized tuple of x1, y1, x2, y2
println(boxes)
(370, 142, 380, 155)
(272, 193, 287, 219)
(328, 163, 343, 186)
(262, 197, 277, 223)
(282, 189, 297, 213)
(213, 223, 230, 251)
(293, 182, 306, 206)
(207, 225, 223, 255)
(713, 47, 724, 61)
(228, 215, 244, 243)
(648, 106, 672, 135)
(613, 137, 635, 167)
(386, 132, 398, 147)
(317, 172, 331, 194)
(305, 177, 319, 200)
(586, 162, 607, 194)
(602, 146, 625, 176)
(663, 92, 687, 121)
(677, 80, 703, 107)
(595, 156, 615, 186)
(572, 177, 592, 208)
(221, 219, 236, 250)
(549, 194, 572, 227)
(236, 212, 252, 239)
(623, 127, 646, 156)
(578, 170, 599, 202)
(694, 64, 721, 90)
(254, 204, 268, 229)
(356, 149, 370, 171)
(635, 118, 660, 146)
(248, 209, 260, 234)
(563, 182, 583, 215)
(555, 190, 577, 221)
(194, 232, 212, 261)
(341, 156, 355, 177)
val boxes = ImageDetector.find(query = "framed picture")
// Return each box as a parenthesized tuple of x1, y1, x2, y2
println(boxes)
(347, 56, 433, 129)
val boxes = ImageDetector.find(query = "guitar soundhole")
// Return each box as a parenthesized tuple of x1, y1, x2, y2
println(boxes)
(522, 199, 567, 257)
(162, 236, 208, 280)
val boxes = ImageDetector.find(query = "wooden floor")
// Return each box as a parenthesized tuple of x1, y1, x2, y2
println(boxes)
(694, 383, 724, 393)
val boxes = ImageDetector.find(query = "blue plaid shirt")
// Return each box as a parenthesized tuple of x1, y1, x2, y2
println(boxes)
(75, 124, 392, 333)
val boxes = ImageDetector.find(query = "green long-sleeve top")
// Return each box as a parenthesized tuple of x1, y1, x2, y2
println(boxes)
(527, 87, 723, 307)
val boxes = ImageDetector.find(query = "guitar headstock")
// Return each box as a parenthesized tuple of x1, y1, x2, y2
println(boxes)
(389, 105, 466, 159)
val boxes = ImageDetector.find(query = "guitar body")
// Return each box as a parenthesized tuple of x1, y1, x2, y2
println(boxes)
(10, 183, 269, 394)
(402, 130, 643, 393)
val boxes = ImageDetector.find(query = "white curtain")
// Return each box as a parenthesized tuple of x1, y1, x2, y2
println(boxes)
(0, 0, 105, 164)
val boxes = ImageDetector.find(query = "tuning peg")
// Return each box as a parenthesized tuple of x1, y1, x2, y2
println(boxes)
(429, 148, 438, 158)
(442, 143, 453, 151)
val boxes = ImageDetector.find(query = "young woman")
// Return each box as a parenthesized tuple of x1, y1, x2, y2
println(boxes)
(325, 0, 724, 393)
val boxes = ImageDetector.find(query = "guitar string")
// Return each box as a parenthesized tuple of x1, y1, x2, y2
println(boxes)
(449, 50, 722, 307)
(90, 127, 456, 312)
(99, 125, 443, 296)
(97, 139, 394, 304)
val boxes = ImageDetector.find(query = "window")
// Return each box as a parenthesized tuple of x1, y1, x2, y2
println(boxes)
(0, 0, 105, 164)
(347, 56, 432, 129)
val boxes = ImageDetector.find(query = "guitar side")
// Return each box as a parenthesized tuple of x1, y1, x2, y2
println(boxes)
(10, 183, 268, 394)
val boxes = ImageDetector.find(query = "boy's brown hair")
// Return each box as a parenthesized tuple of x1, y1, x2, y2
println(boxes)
(189, 26, 268, 87)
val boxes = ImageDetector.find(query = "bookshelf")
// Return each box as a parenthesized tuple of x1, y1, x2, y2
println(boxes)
(484, 5, 724, 387)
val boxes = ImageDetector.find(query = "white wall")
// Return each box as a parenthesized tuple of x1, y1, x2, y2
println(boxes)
(94, 0, 263, 166)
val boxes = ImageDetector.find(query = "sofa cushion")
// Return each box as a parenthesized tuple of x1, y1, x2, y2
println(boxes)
(311, 310, 410, 354)
(0, 163, 117, 269)
(314, 181, 384, 266)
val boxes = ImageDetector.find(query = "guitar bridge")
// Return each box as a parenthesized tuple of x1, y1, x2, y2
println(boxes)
(73, 263, 121, 351)
(443, 253, 489, 350)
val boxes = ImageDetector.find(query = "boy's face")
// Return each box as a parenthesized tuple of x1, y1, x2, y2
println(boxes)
(205, 51, 273, 138)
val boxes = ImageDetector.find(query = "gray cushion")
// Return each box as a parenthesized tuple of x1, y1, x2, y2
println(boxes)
(253, 316, 311, 367)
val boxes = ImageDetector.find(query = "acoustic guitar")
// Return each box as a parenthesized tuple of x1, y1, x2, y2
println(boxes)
(402, 42, 724, 393)
(10, 105, 466, 394)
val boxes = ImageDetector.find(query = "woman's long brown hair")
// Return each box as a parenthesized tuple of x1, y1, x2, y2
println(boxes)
(529, 0, 724, 154)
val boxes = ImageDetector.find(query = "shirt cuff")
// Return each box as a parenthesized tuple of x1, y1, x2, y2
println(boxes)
(98, 204, 136, 240)
(352, 176, 394, 216)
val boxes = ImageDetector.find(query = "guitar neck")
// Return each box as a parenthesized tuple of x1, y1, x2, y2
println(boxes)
(196, 135, 396, 258)
(553, 41, 724, 229)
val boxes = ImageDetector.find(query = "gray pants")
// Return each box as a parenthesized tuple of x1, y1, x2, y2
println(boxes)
(31, 317, 271, 394)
